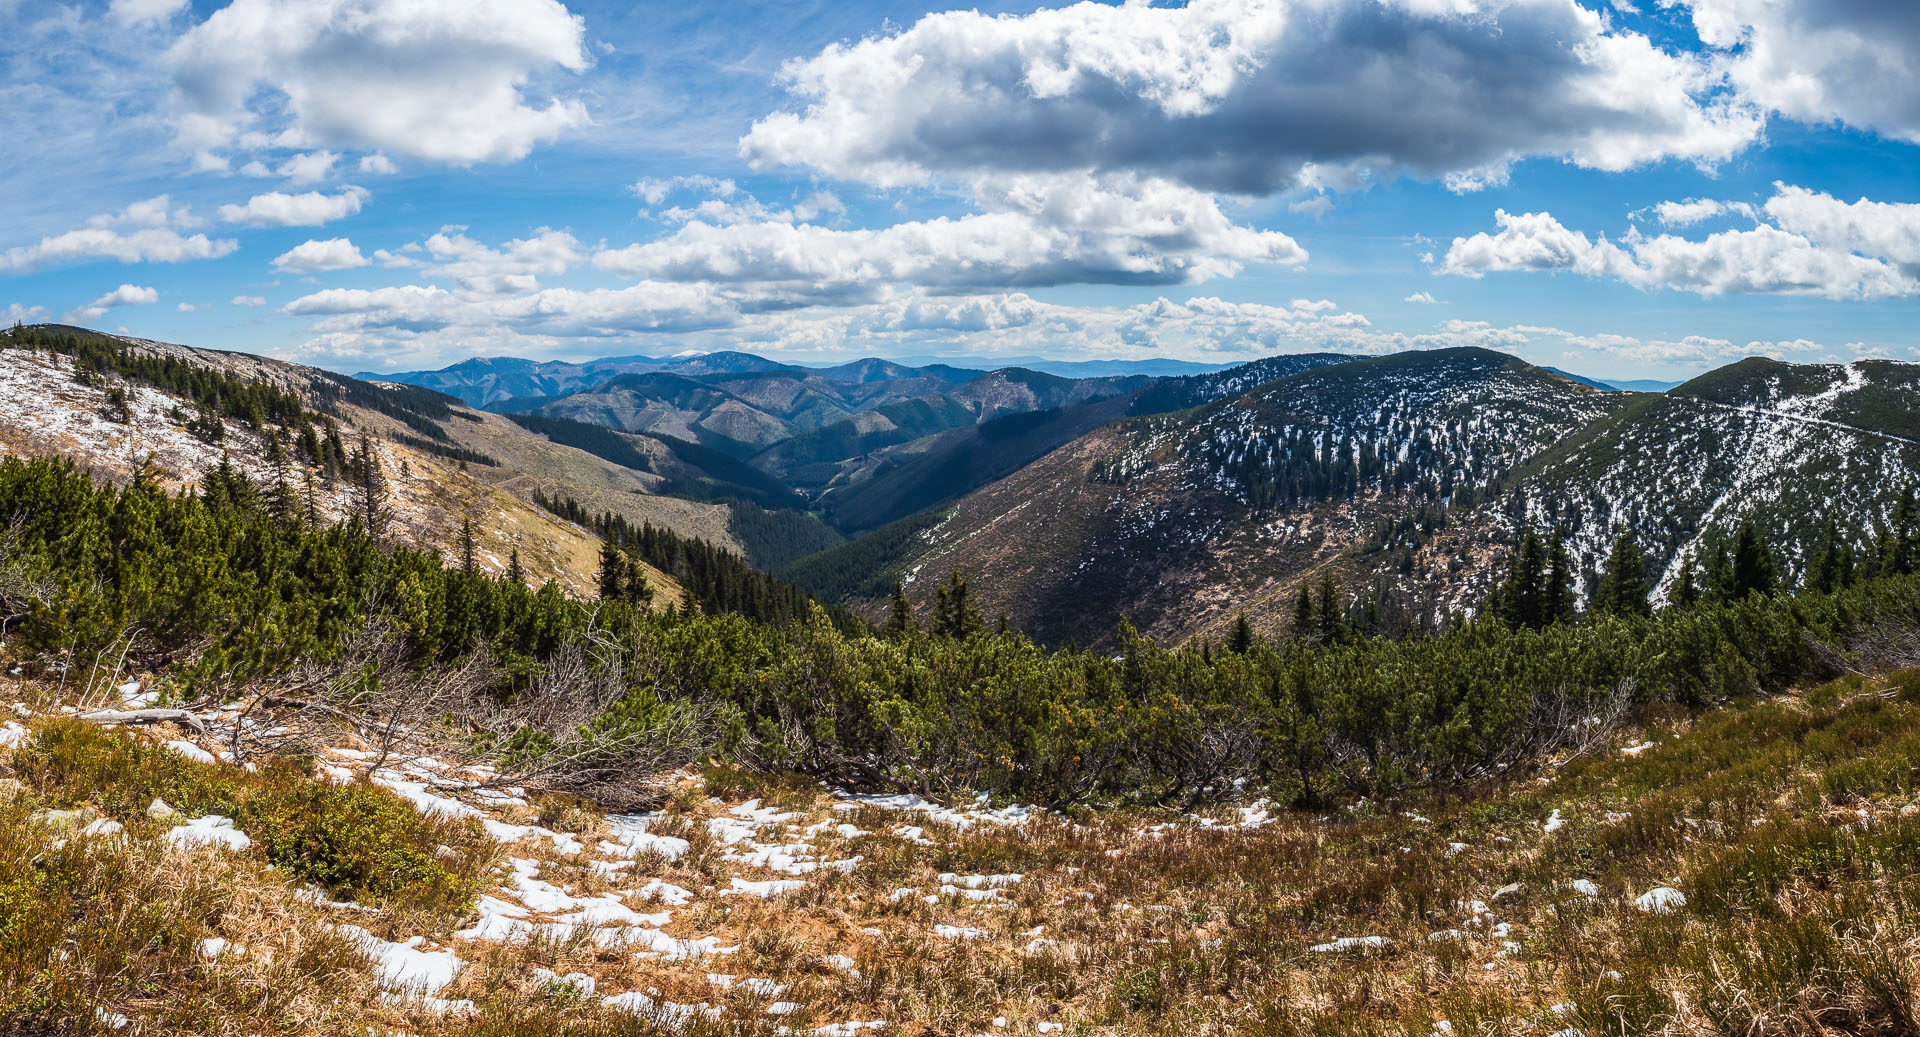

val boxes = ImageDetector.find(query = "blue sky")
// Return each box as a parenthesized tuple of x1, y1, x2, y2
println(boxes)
(2, 0, 1917, 381)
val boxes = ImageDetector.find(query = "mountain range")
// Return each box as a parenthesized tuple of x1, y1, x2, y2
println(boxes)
(15, 326, 1915, 651)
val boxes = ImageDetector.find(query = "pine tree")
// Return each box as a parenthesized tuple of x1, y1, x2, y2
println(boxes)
(1883, 483, 1918, 577)
(1316, 573, 1340, 644)
(884, 582, 916, 638)
(1291, 585, 1313, 641)
(506, 548, 524, 586)
(1545, 530, 1576, 626)
(1806, 518, 1855, 593)
(1672, 554, 1702, 608)
(625, 558, 654, 606)
(458, 518, 478, 574)
(931, 571, 984, 639)
(1495, 532, 1548, 629)
(1226, 614, 1255, 654)
(596, 541, 626, 601)
(350, 434, 389, 541)
(1729, 519, 1778, 599)
(1593, 530, 1652, 617)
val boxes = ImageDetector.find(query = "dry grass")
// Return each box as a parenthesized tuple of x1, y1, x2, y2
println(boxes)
(4, 669, 1920, 1034)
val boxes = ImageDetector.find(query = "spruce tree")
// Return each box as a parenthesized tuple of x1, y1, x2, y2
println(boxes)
(1593, 530, 1651, 616)
(931, 571, 984, 639)
(1673, 554, 1702, 608)
(506, 548, 524, 586)
(1729, 519, 1778, 598)
(1226, 614, 1254, 655)
(1883, 483, 1918, 577)
(458, 518, 478, 575)
(1806, 518, 1854, 593)
(596, 541, 626, 601)
(1545, 531, 1576, 626)
(1291, 585, 1313, 641)
(1316, 573, 1340, 644)
(884, 582, 916, 638)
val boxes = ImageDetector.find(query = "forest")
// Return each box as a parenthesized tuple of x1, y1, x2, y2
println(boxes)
(4, 451, 1918, 812)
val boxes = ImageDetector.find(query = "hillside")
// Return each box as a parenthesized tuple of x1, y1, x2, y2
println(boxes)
(827, 349, 1621, 646)
(1506, 357, 1920, 602)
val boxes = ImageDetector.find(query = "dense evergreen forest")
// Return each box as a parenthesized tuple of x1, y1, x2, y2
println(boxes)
(6, 452, 1919, 809)
(530, 489, 859, 632)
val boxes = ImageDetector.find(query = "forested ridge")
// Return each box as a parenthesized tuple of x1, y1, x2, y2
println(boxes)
(6, 452, 1919, 810)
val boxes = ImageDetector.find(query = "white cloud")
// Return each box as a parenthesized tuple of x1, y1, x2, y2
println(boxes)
(1646, 198, 1757, 227)
(218, 186, 369, 227)
(169, 0, 591, 165)
(1, 226, 236, 273)
(1677, 0, 1920, 143)
(419, 228, 582, 294)
(597, 173, 1304, 291)
(358, 153, 397, 175)
(86, 195, 197, 230)
(1440, 187, 1920, 299)
(1404, 291, 1438, 304)
(272, 237, 371, 273)
(109, 0, 188, 27)
(69, 283, 159, 322)
(177, 302, 196, 312)
(275, 150, 338, 185)
(4, 303, 50, 325)
(232, 295, 268, 307)
(1763, 183, 1920, 278)
(741, 0, 1760, 195)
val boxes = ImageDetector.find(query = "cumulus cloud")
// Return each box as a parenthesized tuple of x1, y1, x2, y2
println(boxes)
(275, 150, 338, 185)
(1677, 0, 1920, 143)
(1440, 186, 1920, 299)
(4, 303, 50, 324)
(168, 0, 591, 165)
(231, 295, 267, 306)
(1, 225, 236, 274)
(597, 174, 1304, 292)
(177, 302, 196, 312)
(418, 228, 583, 294)
(69, 283, 159, 322)
(272, 237, 371, 273)
(1404, 291, 1438, 304)
(1645, 198, 1757, 227)
(741, 0, 1759, 195)
(358, 153, 397, 175)
(218, 186, 369, 227)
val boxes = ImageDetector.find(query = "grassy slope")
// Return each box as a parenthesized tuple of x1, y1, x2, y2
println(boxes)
(6, 665, 1919, 1034)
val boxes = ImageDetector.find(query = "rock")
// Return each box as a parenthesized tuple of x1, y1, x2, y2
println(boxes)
(146, 797, 177, 820)
(31, 805, 98, 833)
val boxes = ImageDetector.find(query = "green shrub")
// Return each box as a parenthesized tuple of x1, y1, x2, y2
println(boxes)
(13, 720, 482, 912)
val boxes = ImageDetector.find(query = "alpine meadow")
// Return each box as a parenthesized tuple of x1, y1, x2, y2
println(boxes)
(4, 1, 1920, 1035)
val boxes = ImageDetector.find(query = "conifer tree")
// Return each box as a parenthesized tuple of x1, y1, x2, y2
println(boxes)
(1882, 483, 1918, 577)
(625, 558, 654, 607)
(1226, 614, 1255, 655)
(931, 571, 984, 639)
(1672, 553, 1702, 608)
(597, 541, 626, 601)
(1806, 518, 1855, 593)
(1593, 530, 1652, 616)
(350, 434, 389, 541)
(1315, 573, 1341, 644)
(1545, 530, 1576, 626)
(1729, 519, 1778, 599)
(458, 518, 478, 575)
(506, 548, 524, 586)
(884, 582, 916, 638)
(1291, 585, 1313, 641)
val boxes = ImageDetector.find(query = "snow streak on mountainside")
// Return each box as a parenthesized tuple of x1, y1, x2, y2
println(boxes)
(1513, 359, 1920, 602)
(885, 349, 1622, 646)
